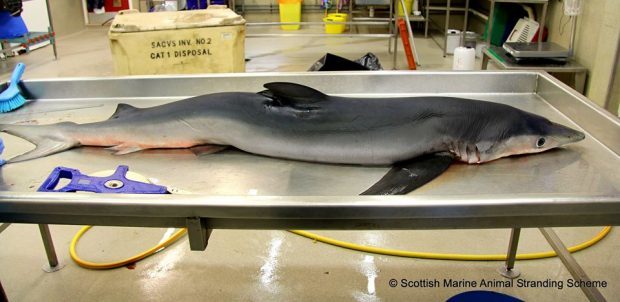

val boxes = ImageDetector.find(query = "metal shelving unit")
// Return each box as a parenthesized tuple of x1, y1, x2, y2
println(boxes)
(424, 0, 489, 57)
(242, 0, 406, 68)
(425, 0, 547, 57)
(0, 0, 57, 60)
(486, 0, 548, 47)
(0, 28, 56, 60)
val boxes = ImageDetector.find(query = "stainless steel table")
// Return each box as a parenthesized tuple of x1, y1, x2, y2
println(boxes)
(482, 46, 588, 94)
(0, 71, 618, 301)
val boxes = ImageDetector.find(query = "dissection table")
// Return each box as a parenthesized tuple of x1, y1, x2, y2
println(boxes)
(0, 71, 618, 301)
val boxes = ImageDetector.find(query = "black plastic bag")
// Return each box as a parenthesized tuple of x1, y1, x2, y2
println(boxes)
(0, 0, 23, 16)
(354, 52, 383, 70)
(308, 53, 369, 71)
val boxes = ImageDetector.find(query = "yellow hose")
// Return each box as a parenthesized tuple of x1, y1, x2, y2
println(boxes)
(71, 227, 611, 269)
(70, 226, 187, 270)
(69, 170, 189, 270)
(289, 227, 612, 261)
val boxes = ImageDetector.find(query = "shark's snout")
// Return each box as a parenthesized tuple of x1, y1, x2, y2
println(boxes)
(570, 131, 586, 143)
(550, 123, 585, 145)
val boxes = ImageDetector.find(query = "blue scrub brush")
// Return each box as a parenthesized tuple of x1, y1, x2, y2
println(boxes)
(0, 63, 26, 113)
(0, 137, 5, 166)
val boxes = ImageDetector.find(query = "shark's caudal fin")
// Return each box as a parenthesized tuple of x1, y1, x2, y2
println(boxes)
(0, 123, 79, 163)
(361, 153, 455, 195)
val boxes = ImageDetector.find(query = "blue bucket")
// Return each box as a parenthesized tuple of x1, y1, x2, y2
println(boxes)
(0, 11, 28, 39)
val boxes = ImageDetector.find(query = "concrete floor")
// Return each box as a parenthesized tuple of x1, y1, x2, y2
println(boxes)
(1, 16, 618, 302)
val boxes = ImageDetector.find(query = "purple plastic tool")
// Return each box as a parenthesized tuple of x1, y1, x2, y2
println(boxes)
(37, 165, 168, 194)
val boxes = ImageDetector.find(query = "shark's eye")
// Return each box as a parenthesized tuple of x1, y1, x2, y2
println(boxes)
(536, 137, 546, 148)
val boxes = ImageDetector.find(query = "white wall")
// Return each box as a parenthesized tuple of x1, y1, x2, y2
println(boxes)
(20, 0, 51, 32)
(546, 0, 620, 110)
(49, 0, 86, 36)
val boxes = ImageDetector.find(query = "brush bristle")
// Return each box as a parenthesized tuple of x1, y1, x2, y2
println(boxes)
(0, 94, 26, 113)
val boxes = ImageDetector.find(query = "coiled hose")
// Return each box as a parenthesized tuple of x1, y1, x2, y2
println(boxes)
(70, 226, 611, 269)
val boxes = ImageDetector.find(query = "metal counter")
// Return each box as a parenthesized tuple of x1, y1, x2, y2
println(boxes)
(1, 71, 618, 301)
(0, 71, 618, 228)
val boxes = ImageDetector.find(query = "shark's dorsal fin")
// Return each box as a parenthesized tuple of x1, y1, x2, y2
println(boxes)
(262, 82, 329, 107)
(108, 103, 140, 120)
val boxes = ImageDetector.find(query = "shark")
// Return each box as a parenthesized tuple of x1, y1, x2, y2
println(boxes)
(0, 82, 585, 194)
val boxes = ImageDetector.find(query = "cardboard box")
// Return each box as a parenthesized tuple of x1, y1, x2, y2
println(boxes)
(108, 6, 245, 75)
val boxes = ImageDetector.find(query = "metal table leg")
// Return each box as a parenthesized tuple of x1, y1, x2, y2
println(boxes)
(186, 217, 212, 251)
(48, 27, 57, 60)
(481, 52, 489, 70)
(498, 228, 521, 278)
(3, 224, 64, 272)
(388, 0, 394, 55)
(574, 70, 587, 95)
(393, 26, 399, 69)
(1, 225, 9, 301)
(424, 0, 429, 38)
(486, 0, 495, 47)
(443, 0, 450, 57)
(538, 1, 547, 45)
(463, 0, 469, 34)
(38, 224, 64, 272)
(389, 0, 399, 69)
(45, 0, 57, 60)
(539, 228, 607, 302)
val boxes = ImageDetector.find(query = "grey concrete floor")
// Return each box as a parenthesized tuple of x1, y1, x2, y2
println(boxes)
(0, 17, 618, 302)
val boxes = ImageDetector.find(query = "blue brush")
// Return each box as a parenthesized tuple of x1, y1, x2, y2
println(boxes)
(0, 63, 26, 113)
(0, 137, 5, 166)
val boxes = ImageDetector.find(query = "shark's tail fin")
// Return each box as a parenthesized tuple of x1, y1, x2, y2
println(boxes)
(0, 123, 79, 163)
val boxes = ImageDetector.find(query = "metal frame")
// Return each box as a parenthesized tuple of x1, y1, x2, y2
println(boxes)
(0, 71, 618, 301)
(3, 193, 620, 230)
(539, 228, 606, 302)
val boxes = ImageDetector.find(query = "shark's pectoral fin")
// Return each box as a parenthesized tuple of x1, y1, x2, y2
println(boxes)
(7, 138, 78, 163)
(361, 153, 455, 195)
(106, 144, 145, 155)
(190, 144, 229, 156)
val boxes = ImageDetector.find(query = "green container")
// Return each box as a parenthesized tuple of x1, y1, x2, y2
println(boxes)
(482, 4, 511, 47)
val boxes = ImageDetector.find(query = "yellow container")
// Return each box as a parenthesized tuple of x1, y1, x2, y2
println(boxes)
(397, 0, 413, 16)
(108, 7, 246, 75)
(327, 13, 348, 22)
(279, 0, 302, 30)
(323, 16, 346, 34)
